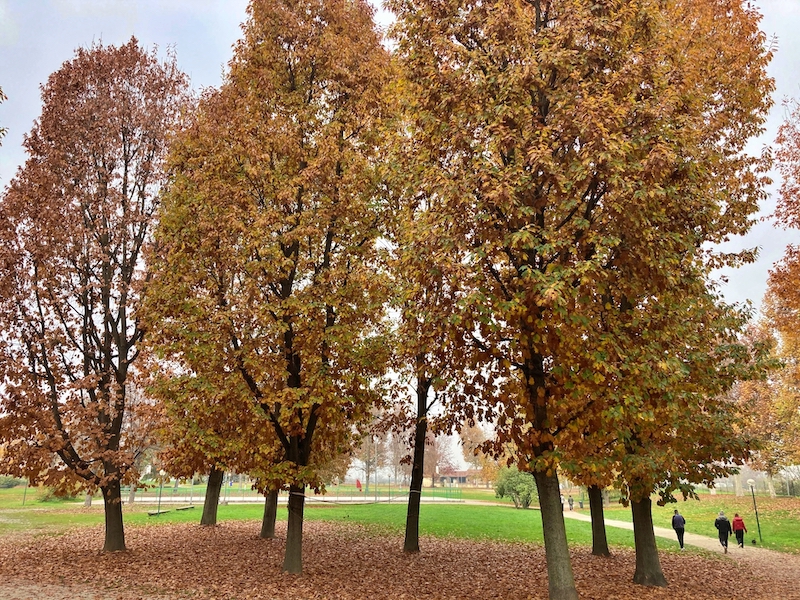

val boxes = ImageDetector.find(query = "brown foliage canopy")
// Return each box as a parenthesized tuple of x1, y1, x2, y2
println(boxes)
(0, 39, 188, 495)
(763, 99, 800, 468)
(143, 0, 393, 493)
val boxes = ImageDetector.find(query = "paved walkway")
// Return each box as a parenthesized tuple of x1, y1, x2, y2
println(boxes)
(560, 508, 800, 590)
(562, 509, 766, 554)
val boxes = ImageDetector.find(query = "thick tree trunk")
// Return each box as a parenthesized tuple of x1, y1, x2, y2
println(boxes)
(631, 497, 667, 587)
(84, 493, 92, 508)
(588, 485, 610, 556)
(101, 480, 126, 552)
(127, 483, 137, 505)
(283, 483, 305, 573)
(404, 415, 427, 553)
(201, 466, 224, 526)
(533, 470, 579, 600)
(260, 489, 279, 539)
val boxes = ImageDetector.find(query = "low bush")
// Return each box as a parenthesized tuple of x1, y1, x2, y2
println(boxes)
(0, 476, 25, 489)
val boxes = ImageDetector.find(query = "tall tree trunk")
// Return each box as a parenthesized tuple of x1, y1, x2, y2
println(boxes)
(533, 469, 579, 600)
(588, 485, 610, 556)
(631, 497, 667, 587)
(127, 483, 137, 505)
(101, 480, 126, 552)
(283, 483, 305, 573)
(404, 374, 430, 553)
(201, 466, 224, 526)
(260, 489, 279, 539)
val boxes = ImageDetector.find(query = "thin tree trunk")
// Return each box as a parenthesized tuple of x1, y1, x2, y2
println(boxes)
(588, 485, 611, 556)
(533, 469, 579, 600)
(260, 489, 279, 539)
(404, 414, 427, 553)
(127, 483, 137, 505)
(283, 483, 305, 573)
(631, 496, 667, 587)
(101, 480, 126, 552)
(84, 493, 92, 508)
(201, 466, 224, 526)
(404, 373, 430, 553)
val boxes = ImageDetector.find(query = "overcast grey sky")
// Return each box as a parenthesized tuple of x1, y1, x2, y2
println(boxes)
(0, 0, 797, 315)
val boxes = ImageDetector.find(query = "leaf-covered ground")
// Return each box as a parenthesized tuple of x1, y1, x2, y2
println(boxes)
(0, 520, 795, 599)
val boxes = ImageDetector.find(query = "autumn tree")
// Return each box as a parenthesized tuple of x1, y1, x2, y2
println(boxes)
(423, 433, 458, 486)
(617, 295, 764, 585)
(388, 1, 772, 597)
(119, 383, 163, 505)
(459, 421, 487, 475)
(384, 430, 412, 486)
(353, 427, 388, 494)
(143, 0, 392, 574)
(145, 367, 276, 527)
(383, 42, 497, 554)
(763, 98, 800, 470)
(0, 39, 187, 552)
(726, 324, 793, 481)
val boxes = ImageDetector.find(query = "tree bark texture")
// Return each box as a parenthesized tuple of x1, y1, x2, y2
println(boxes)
(588, 485, 611, 557)
(533, 470, 579, 600)
(201, 466, 224, 526)
(260, 489, 279, 539)
(101, 480, 126, 552)
(631, 497, 667, 587)
(283, 483, 305, 573)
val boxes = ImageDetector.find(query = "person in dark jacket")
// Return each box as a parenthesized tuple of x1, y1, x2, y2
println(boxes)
(715, 510, 733, 553)
(732, 513, 748, 548)
(672, 509, 686, 550)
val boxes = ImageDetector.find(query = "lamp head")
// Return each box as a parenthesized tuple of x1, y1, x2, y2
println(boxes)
(747, 478, 755, 487)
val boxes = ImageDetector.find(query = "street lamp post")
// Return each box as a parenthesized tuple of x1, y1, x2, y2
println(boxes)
(746, 478, 763, 543)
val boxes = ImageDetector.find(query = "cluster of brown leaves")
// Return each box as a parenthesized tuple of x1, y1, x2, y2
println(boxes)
(0, 520, 791, 600)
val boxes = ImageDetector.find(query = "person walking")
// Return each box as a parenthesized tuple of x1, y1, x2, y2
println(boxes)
(732, 513, 748, 548)
(672, 509, 686, 550)
(715, 510, 733, 553)
(568, 495, 574, 511)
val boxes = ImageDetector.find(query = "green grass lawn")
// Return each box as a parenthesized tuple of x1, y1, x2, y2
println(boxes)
(0, 485, 684, 552)
(1, 484, 797, 554)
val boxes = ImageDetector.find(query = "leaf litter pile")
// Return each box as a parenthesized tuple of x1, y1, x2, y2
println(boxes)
(0, 520, 794, 600)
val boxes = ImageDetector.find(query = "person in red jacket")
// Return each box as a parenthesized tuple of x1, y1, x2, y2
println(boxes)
(732, 513, 748, 548)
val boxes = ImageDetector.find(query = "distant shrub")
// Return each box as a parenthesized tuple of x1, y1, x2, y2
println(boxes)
(39, 487, 80, 502)
(495, 466, 538, 509)
(0, 475, 26, 489)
